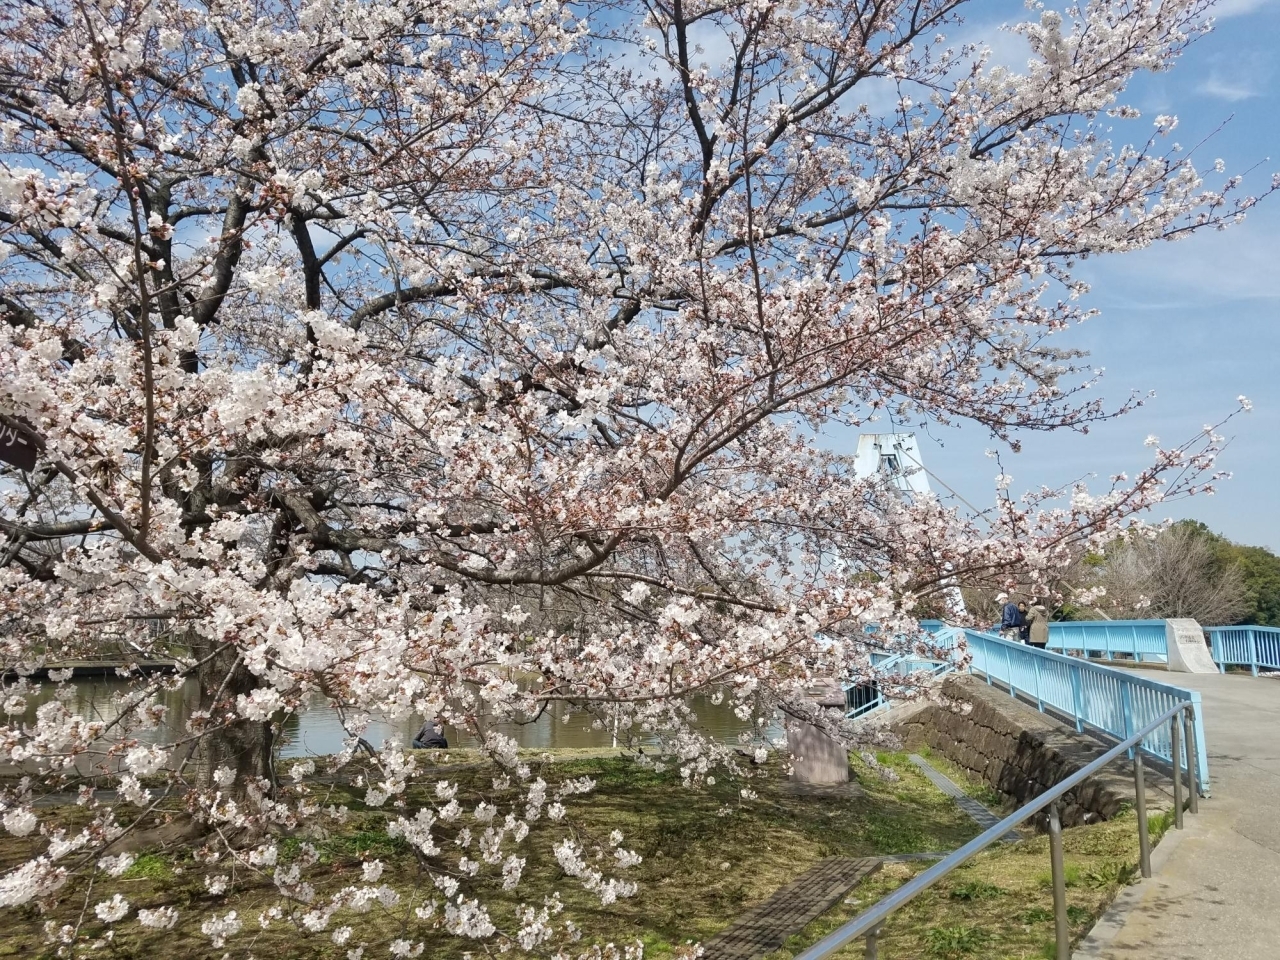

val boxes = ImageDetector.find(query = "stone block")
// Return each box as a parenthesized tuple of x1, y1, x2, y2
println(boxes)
(787, 719, 849, 784)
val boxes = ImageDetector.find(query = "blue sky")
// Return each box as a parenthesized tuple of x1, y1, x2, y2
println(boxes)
(846, 0, 1280, 551)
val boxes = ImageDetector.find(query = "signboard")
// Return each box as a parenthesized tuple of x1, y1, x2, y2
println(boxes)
(1165, 618, 1217, 674)
(0, 419, 39, 471)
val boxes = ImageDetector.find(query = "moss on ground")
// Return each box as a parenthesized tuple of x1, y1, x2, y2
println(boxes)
(0, 751, 1150, 959)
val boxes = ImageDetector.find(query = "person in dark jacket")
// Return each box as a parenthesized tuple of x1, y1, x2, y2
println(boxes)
(999, 596, 1024, 641)
(1017, 601, 1031, 643)
(412, 717, 448, 749)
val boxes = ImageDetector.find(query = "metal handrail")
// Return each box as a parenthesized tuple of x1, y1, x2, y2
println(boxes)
(954, 628, 1211, 791)
(794, 700, 1200, 960)
(844, 652, 955, 719)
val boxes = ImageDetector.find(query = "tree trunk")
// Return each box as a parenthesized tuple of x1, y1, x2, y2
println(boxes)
(193, 642, 276, 805)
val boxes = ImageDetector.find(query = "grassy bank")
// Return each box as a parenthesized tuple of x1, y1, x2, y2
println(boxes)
(768, 755, 1176, 960)
(0, 750, 975, 958)
(0, 751, 1160, 959)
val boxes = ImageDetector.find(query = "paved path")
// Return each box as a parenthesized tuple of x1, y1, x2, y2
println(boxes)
(700, 857, 883, 960)
(907, 754, 1024, 841)
(1077, 672, 1280, 960)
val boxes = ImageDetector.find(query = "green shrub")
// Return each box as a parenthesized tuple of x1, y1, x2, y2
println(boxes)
(924, 924, 989, 958)
(949, 880, 1004, 901)
(1035, 862, 1081, 889)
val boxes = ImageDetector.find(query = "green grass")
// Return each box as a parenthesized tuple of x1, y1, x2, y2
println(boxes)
(1148, 808, 1177, 844)
(916, 747, 1006, 809)
(278, 827, 411, 864)
(0, 750, 978, 959)
(924, 923, 990, 957)
(769, 809, 1156, 960)
(1035, 862, 1082, 890)
(1084, 861, 1136, 889)
(950, 879, 1004, 901)
(0, 751, 1162, 960)
(120, 853, 172, 882)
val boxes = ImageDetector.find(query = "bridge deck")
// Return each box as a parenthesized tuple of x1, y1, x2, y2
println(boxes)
(1077, 671, 1280, 959)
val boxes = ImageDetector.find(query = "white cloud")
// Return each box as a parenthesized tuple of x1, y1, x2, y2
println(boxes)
(951, 20, 1034, 74)
(1208, 0, 1278, 19)
(1092, 213, 1280, 304)
(1198, 71, 1263, 101)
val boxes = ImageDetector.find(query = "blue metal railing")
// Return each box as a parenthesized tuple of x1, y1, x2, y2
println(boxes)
(843, 621, 1214, 789)
(1047, 619, 1280, 674)
(1205, 624, 1280, 676)
(1047, 620, 1169, 663)
(956, 628, 1210, 791)
(844, 651, 953, 718)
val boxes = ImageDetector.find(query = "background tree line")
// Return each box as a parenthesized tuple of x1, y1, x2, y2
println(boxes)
(962, 520, 1280, 627)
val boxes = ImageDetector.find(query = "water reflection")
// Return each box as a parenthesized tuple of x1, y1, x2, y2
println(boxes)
(21, 676, 781, 759)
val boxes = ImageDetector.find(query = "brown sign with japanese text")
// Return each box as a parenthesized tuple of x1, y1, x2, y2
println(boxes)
(0, 420, 38, 471)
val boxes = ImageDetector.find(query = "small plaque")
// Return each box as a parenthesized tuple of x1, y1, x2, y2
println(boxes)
(0, 419, 37, 471)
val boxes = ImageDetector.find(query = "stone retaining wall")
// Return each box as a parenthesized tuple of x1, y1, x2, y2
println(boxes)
(891, 674, 1169, 827)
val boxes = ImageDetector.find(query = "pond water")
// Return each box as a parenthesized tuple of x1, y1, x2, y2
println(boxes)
(20, 676, 782, 759)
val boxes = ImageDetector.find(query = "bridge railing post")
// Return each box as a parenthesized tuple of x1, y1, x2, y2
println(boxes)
(1069, 663, 1085, 733)
(1133, 748, 1151, 878)
(864, 924, 882, 959)
(1049, 802, 1070, 960)
(1171, 717, 1184, 830)
(1182, 706, 1199, 814)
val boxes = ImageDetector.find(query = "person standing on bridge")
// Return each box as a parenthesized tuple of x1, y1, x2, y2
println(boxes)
(999, 594, 1025, 642)
(1027, 602, 1049, 650)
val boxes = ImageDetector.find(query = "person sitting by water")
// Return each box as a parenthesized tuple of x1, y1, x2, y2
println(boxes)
(412, 717, 448, 749)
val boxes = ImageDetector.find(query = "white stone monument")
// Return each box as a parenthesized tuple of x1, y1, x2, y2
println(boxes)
(1165, 618, 1217, 673)
(853, 434, 966, 619)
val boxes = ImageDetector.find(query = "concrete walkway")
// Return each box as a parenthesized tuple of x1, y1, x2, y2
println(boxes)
(1077, 672, 1280, 960)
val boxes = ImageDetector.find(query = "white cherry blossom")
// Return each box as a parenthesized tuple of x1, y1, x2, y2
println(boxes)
(0, 0, 1267, 954)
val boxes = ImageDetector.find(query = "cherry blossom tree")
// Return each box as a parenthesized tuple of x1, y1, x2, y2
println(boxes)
(0, 0, 1267, 952)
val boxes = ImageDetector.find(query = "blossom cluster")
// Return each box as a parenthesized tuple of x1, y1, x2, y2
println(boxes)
(0, 0, 1267, 953)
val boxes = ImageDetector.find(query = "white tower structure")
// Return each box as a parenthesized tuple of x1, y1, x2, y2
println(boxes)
(853, 434, 934, 498)
(852, 433, 967, 618)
